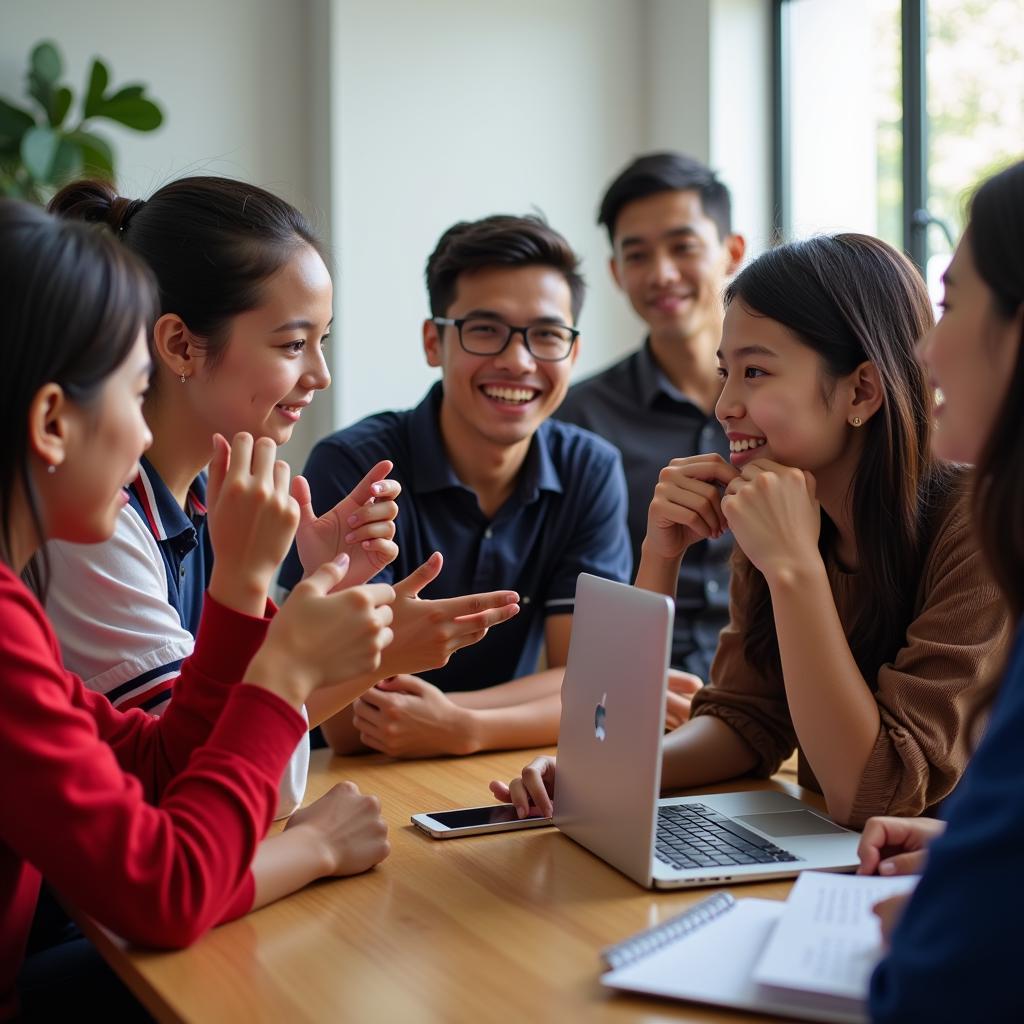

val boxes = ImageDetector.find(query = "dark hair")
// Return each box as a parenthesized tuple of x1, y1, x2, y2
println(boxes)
(49, 176, 322, 369)
(724, 233, 955, 687)
(969, 160, 1024, 621)
(598, 152, 733, 244)
(0, 199, 157, 585)
(425, 214, 585, 322)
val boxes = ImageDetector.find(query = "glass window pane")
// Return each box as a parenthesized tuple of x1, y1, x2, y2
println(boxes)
(786, 0, 902, 246)
(925, 0, 1024, 302)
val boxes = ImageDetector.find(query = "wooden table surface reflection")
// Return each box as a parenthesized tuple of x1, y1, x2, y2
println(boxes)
(81, 748, 817, 1023)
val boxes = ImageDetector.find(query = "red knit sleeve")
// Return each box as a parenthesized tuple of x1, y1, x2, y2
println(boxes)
(0, 576, 304, 950)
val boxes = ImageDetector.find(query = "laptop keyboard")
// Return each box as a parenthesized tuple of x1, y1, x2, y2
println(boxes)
(654, 803, 802, 871)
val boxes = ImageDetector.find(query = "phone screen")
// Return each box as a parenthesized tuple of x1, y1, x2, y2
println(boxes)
(426, 805, 546, 829)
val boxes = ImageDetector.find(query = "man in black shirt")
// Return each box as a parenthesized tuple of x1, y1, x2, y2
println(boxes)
(556, 153, 745, 722)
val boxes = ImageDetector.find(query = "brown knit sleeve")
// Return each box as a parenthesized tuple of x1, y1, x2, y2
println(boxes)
(847, 492, 1010, 828)
(690, 561, 798, 777)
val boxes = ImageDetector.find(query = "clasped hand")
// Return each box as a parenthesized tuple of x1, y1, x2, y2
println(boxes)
(721, 459, 821, 580)
(352, 674, 475, 758)
(643, 453, 822, 582)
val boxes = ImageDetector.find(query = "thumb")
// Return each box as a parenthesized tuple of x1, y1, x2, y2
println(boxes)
(207, 433, 230, 508)
(878, 851, 926, 876)
(299, 552, 351, 596)
(376, 674, 423, 694)
(395, 551, 443, 598)
(290, 474, 316, 529)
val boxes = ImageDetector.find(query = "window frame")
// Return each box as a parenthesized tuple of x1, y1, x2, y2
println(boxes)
(771, 0, 929, 268)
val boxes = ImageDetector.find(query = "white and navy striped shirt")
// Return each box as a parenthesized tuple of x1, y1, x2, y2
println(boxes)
(46, 457, 308, 817)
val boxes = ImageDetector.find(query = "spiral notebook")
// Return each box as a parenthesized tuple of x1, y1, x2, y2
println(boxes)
(601, 872, 919, 1024)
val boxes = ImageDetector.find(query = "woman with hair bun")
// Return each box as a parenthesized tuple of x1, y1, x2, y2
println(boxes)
(47, 177, 519, 816)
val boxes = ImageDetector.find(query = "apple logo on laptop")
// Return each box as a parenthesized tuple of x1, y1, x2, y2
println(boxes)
(594, 692, 607, 742)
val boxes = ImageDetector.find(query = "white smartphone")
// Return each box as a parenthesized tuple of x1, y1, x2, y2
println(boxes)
(411, 803, 553, 839)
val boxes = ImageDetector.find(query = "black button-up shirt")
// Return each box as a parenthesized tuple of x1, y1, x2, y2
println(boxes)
(555, 341, 732, 680)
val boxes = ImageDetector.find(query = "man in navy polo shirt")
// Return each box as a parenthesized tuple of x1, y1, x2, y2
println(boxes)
(555, 154, 746, 725)
(279, 214, 630, 758)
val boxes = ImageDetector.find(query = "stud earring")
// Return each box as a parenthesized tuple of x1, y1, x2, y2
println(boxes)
(47, 464, 56, 475)
(851, 416, 862, 427)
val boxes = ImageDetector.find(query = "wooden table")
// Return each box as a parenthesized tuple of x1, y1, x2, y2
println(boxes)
(81, 749, 819, 1023)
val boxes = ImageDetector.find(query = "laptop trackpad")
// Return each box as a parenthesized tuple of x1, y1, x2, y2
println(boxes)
(734, 810, 848, 838)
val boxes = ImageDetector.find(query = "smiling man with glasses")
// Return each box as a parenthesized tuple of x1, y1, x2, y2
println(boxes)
(279, 214, 630, 758)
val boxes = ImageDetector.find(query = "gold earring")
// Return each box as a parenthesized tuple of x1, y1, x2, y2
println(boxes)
(852, 416, 862, 427)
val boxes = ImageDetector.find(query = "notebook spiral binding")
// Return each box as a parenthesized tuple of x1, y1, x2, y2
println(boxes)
(600, 892, 737, 971)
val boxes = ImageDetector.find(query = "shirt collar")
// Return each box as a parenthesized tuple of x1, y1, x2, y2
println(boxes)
(636, 338, 706, 411)
(407, 381, 563, 503)
(128, 457, 207, 542)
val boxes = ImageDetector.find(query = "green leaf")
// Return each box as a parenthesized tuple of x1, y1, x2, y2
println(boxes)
(20, 125, 59, 181)
(27, 70, 54, 119)
(96, 97, 163, 132)
(50, 136, 83, 185)
(68, 129, 114, 177)
(50, 86, 73, 128)
(0, 98, 36, 151)
(83, 59, 109, 119)
(108, 85, 145, 102)
(31, 42, 63, 83)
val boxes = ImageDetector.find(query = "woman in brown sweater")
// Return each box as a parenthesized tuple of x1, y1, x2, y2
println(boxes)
(495, 233, 1008, 829)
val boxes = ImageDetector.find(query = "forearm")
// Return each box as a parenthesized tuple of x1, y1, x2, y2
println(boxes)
(319, 704, 370, 754)
(661, 715, 760, 791)
(305, 671, 377, 729)
(208, 565, 270, 620)
(767, 561, 880, 824)
(634, 541, 684, 597)
(463, 692, 562, 752)
(449, 667, 563, 710)
(250, 827, 330, 911)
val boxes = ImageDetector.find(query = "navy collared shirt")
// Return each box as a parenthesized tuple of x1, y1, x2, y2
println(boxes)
(279, 382, 631, 692)
(127, 456, 211, 637)
(555, 341, 732, 680)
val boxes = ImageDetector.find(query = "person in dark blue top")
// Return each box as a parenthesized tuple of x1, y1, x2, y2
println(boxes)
(862, 159, 1024, 1021)
(280, 214, 631, 758)
(554, 154, 746, 727)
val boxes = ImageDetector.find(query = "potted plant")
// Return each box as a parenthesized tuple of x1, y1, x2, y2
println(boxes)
(0, 40, 164, 204)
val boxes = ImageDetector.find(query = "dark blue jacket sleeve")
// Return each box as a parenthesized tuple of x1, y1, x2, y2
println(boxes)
(869, 626, 1024, 1023)
(278, 440, 397, 592)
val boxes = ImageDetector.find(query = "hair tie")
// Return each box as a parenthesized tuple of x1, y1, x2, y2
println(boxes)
(112, 196, 147, 234)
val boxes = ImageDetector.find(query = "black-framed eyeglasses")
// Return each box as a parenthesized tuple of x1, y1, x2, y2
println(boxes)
(432, 317, 580, 362)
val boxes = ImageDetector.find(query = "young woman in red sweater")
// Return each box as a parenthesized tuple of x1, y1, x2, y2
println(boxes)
(0, 200, 396, 1019)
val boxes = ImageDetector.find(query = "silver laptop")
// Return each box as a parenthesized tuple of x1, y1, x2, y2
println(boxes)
(554, 573, 861, 889)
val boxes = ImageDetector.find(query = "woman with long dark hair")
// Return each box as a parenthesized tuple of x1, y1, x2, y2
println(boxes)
(495, 232, 1007, 829)
(856, 159, 1024, 1021)
(0, 199, 395, 1018)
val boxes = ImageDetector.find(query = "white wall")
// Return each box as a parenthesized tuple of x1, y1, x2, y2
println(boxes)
(710, 0, 773, 254)
(325, 0, 648, 428)
(0, 0, 312, 204)
(323, 0, 774, 430)
(0, 0, 320, 462)
(1, 0, 774, 464)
